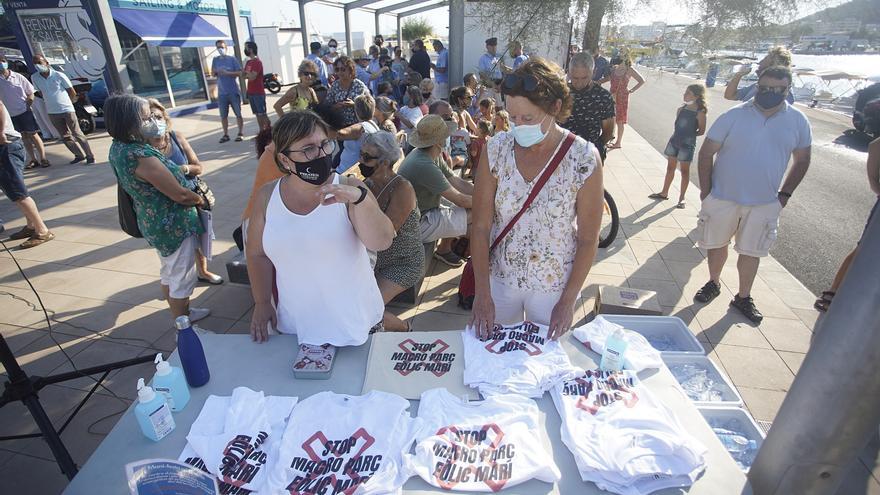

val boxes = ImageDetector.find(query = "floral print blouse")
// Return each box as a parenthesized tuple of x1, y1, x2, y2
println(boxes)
(110, 140, 203, 257)
(325, 78, 369, 128)
(486, 131, 597, 292)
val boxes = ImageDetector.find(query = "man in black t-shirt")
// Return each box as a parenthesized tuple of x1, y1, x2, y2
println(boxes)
(561, 53, 615, 161)
(409, 39, 432, 81)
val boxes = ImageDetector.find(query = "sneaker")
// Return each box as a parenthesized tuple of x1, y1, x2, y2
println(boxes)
(19, 231, 55, 249)
(8, 226, 34, 240)
(434, 250, 463, 267)
(192, 325, 215, 336)
(188, 307, 211, 322)
(0, 223, 5, 235)
(85, 156, 96, 165)
(731, 295, 764, 324)
(694, 280, 721, 303)
(70, 156, 85, 164)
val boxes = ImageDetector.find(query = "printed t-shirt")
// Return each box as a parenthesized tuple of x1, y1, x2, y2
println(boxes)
(407, 388, 560, 492)
(398, 147, 454, 214)
(461, 321, 579, 397)
(244, 58, 266, 95)
(552, 369, 707, 495)
(572, 316, 663, 372)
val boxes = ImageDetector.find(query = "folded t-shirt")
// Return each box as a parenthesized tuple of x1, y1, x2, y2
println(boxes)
(572, 316, 664, 372)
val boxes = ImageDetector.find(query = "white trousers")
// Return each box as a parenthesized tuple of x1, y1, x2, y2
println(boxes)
(490, 275, 565, 326)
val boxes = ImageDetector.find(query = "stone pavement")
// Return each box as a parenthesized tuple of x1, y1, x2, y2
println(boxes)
(0, 101, 876, 493)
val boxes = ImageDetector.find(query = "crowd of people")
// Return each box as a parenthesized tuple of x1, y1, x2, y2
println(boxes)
(3, 36, 877, 342)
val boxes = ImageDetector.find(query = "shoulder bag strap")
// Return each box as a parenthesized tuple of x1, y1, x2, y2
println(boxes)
(489, 131, 576, 252)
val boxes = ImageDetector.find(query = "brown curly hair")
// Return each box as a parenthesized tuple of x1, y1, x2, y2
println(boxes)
(501, 57, 572, 122)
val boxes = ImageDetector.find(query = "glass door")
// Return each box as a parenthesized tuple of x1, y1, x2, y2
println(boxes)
(161, 47, 208, 107)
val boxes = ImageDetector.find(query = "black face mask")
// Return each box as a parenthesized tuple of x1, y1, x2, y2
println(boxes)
(358, 163, 376, 177)
(422, 93, 432, 100)
(754, 91, 786, 110)
(292, 155, 334, 185)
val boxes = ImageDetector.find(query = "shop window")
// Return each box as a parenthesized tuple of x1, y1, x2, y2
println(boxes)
(161, 47, 207, 107)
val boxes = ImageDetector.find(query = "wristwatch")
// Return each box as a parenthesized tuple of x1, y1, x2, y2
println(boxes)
(353, 185, 368, 205)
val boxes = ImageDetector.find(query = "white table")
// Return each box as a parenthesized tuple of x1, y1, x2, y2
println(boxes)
(62, 334, 752, 494)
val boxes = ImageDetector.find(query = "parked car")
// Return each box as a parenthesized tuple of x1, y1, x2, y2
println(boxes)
(853, 82, 880, 138)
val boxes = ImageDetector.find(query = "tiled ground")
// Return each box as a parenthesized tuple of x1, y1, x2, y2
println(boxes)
(0, 99, 876, 493)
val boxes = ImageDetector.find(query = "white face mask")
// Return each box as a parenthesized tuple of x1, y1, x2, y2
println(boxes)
(684, 97, 695, 104)
(510, 115, 549, 148)
(217, 47, 226, 56)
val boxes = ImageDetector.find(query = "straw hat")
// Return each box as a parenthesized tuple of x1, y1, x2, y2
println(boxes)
(408, 115, 452, 149)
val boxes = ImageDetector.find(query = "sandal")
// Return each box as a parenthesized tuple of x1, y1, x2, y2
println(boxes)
(40, 160, 51, 168)
(25, 161, 38, 169)
(235, 134, 244, 142)
(676, 201, 686, 209)
(814, 291, 835, 312)
(219, 135, 230, 143)
(648, 193, 668, 200)
(19, 231, 55, 249)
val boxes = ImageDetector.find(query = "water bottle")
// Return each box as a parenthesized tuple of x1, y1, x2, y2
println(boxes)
(151, 353, 190, 412)
(175, 315, 210, 387)
(713, 428, 754, 454)
(134, 378, 175, 441)
(600, 328, 629, 371)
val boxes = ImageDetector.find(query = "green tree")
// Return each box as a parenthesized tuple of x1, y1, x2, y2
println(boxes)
(402, 17, 434, 42)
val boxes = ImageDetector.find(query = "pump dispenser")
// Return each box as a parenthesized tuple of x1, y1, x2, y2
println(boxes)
(134, 378, 175, 441)
(152, 353, 190, 412)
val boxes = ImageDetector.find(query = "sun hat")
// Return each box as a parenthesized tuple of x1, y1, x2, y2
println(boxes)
(408, 114, 452, 149)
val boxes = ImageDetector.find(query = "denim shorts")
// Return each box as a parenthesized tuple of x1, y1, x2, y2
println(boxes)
(664, 139, 695, 163)
(217, 93, 242, 119)
(248, 94, 267, 115)
(0, 140, 28, 202)
(11, 110, 39, 133)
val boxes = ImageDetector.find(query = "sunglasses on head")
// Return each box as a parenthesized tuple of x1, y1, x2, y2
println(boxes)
(502, 73, 560, 99)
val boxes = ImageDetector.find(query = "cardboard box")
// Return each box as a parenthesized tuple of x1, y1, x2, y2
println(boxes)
(596, 285, 662, 316)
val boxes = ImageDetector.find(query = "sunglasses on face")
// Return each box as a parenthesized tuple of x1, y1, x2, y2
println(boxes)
(757, 84, 789, 94)
(360, 151, 379, 162)
(300, 71, 317, 78)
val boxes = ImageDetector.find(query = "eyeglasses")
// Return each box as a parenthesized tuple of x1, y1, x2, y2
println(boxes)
(757, 84, 789, 94)
(360, 151, 379, 162)
(328, 45, 337, 49)
(441, 115, 454, 122)
(502, 73, 560, 99)
(299, 71, 317, 78)
(282, 139, 336, 161)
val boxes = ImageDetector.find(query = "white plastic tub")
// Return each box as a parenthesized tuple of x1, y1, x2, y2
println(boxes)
(601, 315, 705, 355)
(699, 406, 765, 472)
(662, 354, 744, 407)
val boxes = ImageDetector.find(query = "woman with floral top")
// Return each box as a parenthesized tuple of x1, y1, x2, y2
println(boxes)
(105, 94, 212, 327)
(325, 56, 369, 129)
(470, 58, 605, 341)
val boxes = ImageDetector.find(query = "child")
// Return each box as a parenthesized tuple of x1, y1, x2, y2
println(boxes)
(493, 110, 510, 135)
(649, 83, 707, 209)
(467, 119, 492, 178)
(449, 112, 471, 170)
(478, 98, 495, 122)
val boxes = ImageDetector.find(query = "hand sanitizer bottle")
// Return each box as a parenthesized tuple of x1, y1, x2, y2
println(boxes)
(176, 315, 210, 387)
(600, 328, 629, 371)
(135, 378, 175, 441)
(151, 353, 190, 412)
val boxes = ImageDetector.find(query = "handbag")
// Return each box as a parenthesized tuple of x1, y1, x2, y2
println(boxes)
(191, 175, 215, 211)
(457, 132, 576, 310)
(110, 167, 143, 238)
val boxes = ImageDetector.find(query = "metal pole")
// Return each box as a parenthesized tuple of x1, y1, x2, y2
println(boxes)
(157, 46, 176, 108)
(448, 0, 464, 88)
(396, 15, 402, 49)
(748, 209, 880, 494)
(225, 0, 247, 100)
(376, 12, 382, 41)
(87, 0, 132, 92)
(344, 8, 353, 56)
(299, 0, 311, 58)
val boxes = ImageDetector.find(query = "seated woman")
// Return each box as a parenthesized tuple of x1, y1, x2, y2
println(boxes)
(360, 131, 423, 332)
(333, 94, 380, 174)
(273, 60, 319, 117)
(105, 94, 211, 326)
(146, 98, 223, 284)
(247, 111, 395, 345)
(374, 96, 400, 134)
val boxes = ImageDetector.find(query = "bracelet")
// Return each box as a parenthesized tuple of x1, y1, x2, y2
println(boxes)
(353, 185, 368, 205)
(778, 191, 792, 198)
(182, 165, 189, 175)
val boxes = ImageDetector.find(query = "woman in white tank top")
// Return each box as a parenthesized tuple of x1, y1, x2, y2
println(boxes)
(246, 111, 395, 346)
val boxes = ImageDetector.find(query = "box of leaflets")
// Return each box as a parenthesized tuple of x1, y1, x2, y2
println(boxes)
(595, 285, 662, 316)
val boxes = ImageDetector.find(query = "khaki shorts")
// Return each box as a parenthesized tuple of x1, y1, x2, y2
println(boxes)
(419, 203, 468, 243)
(696, 195, 783, 258)
(159, 234, 199, 299)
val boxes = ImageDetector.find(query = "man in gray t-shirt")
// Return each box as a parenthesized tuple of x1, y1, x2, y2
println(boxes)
(693, 66, 811, 324)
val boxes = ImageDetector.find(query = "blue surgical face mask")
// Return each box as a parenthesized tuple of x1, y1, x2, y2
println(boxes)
(36, 64, 50, 73)
(510, 116, 549, 147)
(0, 62, 7, 71)
(142, 117, 163, 139)
(155, 118, 167, 136)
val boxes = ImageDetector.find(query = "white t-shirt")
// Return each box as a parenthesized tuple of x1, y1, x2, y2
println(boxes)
(407, 388, 560, 492)
(179, 387, 298, 493)
(572, 316, 663, 372)
(266, 390, 420, 494)
(399, 105, 423, 134)
(462, 321, 579, 397)
(551, 369, 707, 495)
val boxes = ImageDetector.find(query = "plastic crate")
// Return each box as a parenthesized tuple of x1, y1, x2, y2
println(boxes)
(601, 315, 705, 355)
(699, 406, 765, 472)
(662, 354, 744, 406)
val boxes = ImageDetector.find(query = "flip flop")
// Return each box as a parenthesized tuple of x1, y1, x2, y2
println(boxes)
(25, 161, 38, 169)
(814, 291, 835, 312)
(648, 193, 668, 200)
(219, 135, 230, 143)
(676, 201, 686, 209)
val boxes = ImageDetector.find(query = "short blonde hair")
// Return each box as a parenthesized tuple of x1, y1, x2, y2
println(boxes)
(419, 78, 434, 93)
(147, 97, 172, 131)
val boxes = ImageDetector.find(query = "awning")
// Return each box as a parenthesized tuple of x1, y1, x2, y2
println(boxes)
(112, 8, 231, 47)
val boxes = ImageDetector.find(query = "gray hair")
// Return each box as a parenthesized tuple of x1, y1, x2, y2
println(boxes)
(104, 93, 149, 144)
(375, 96, 398, 117)
(354, 94, 375, 122)
(362, 131, 400, 166)
(569, 52, 594, 72)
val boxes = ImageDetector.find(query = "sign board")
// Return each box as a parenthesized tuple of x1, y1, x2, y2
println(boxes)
(362, 331, 479, 400)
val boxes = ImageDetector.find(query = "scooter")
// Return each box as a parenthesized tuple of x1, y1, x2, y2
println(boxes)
(71, 77, 98, 134)
(263, 73, 282, 94)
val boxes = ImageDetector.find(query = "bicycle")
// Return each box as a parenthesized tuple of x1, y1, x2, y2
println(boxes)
(599, 189, 619, 248)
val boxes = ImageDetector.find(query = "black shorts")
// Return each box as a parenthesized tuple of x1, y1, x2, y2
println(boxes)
(10, 110, 39, 134)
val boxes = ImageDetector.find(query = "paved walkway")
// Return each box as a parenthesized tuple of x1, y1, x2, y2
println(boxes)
(0, 101, 876, 493)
